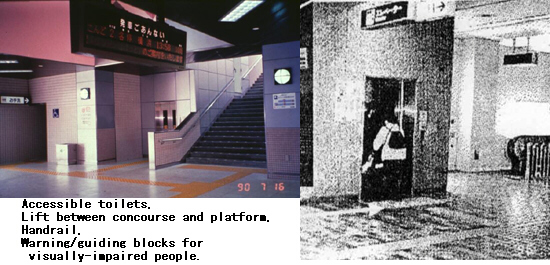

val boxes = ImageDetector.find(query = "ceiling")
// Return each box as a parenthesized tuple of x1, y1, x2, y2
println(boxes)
(455, 0, 550, 52)
(122, 0, 299, 62)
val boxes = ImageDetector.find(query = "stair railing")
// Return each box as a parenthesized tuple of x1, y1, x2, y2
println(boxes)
(178, 56, 263, 140)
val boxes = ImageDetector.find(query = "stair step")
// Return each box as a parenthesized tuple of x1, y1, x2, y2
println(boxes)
(214, 121, 264, 126)
(225, 107, 264, 113)
(196, 140, 265, 148)
(185, 157, 266, 168)
(210, 126, 264, 132)
(217, 116, 264, 122)
(188, 151, 266, 161)
(229, 100, 264, 105)
(205, 131, 265, 137)
(201, 135, 265, 142)
(192, 146, 266, 154)
(233, 98, 263, 102)
(219, 112, 264, 117)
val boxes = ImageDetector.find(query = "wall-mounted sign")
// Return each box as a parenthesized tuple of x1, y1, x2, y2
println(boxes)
(300, 48, 308, 70)
(70, 0, 187, 69)
(361, 1, 412, 29)
(273, 93, 296, 109)
(53, 108, 60, 119)
(415, 0, 455, 22)
(274, 68, 292, 85)
(0, 96, 30, 105)
(79, 106, 94, 128)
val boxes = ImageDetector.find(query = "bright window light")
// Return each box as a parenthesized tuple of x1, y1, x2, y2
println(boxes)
(220, 0, 263, 22)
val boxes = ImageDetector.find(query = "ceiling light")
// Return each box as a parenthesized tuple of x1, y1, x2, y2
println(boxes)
(220, 0, 263, 22)
(0, 70, 33, 73)
(252, 27, 260, 31)
(0, 60, 18, 64)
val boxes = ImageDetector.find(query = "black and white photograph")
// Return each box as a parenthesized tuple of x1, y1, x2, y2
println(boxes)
(301, 0, 550, 260)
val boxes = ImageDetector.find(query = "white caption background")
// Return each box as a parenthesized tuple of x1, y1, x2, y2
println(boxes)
(0, 198, 299, 264)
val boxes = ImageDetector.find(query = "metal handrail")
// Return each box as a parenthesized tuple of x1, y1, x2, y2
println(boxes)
(177, 56, 263, 140)
(160, 138, 182, 144)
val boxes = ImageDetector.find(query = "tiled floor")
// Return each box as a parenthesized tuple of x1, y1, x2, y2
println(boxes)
(300, 172, 550, 260)
(0, 160, 299, 198)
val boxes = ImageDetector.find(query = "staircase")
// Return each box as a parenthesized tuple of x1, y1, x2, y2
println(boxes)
(184, 74, 266, 168)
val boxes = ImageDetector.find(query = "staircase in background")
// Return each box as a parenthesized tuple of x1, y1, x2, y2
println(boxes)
(184, 73, 266, 168)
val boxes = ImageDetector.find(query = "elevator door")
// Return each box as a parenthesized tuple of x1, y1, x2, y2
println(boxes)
(361, 77, 416, 202)
(155, 102, 177, 131)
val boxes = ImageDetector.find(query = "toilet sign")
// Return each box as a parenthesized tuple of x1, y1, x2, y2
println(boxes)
(300, 48, 308, 69)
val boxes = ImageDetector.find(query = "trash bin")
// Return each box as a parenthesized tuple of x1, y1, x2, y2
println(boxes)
(56, 144, 77, 165)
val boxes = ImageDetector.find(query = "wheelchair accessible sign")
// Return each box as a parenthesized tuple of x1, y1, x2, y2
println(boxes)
(273, 93, 296, 110)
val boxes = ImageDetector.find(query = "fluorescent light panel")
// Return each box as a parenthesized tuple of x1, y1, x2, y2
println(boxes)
(0, 60, 18, 64)
(220, 0, 263, 22)
(0, 70, 33, 73)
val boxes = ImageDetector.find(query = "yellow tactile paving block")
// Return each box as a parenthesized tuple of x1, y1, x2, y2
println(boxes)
(0, 162, 267, 198)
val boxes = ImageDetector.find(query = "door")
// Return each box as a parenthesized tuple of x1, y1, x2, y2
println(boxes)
(361, 77, 416, 202)
(154, 102, 177, 131)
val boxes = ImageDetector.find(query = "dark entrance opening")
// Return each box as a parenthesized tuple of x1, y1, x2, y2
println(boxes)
(361, 77, 416, 202)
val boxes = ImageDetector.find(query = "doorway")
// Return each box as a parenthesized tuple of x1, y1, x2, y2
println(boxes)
(361, 77, 416, 201)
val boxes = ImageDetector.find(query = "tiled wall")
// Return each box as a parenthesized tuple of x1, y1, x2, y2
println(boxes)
(29, 73, 78, 163)
(114, 73, 142, 161)
(266, 128, 300, 179)
(188, 57, 248, 133)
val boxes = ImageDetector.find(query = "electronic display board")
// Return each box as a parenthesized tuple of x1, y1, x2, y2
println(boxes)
(70, 0, 186, 69)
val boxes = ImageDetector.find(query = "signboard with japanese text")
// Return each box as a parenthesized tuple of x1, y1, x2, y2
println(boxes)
(0, 96, 30, 105)
(273, 93, 296, 110)
(361, 1, 412, 29)
(70, 0, 187, 69)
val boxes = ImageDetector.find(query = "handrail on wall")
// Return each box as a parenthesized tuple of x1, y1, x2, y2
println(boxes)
(177, 56, 263, 140)
(160, 138, 183, 144)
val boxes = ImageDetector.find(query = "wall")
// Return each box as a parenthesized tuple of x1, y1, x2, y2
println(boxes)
(187, 58, 242, 133)
(95, 70, 116, 162)
(300, 3, 313, 186)
(313, 2, 454, 197)
(29, 73, 78, 163)
(140, 70, 197, 156)
(0, 1, 95, 66)
(450, 38, 550, 171)
(114, 73, 142, 161)
(263, 41, 300, 179)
